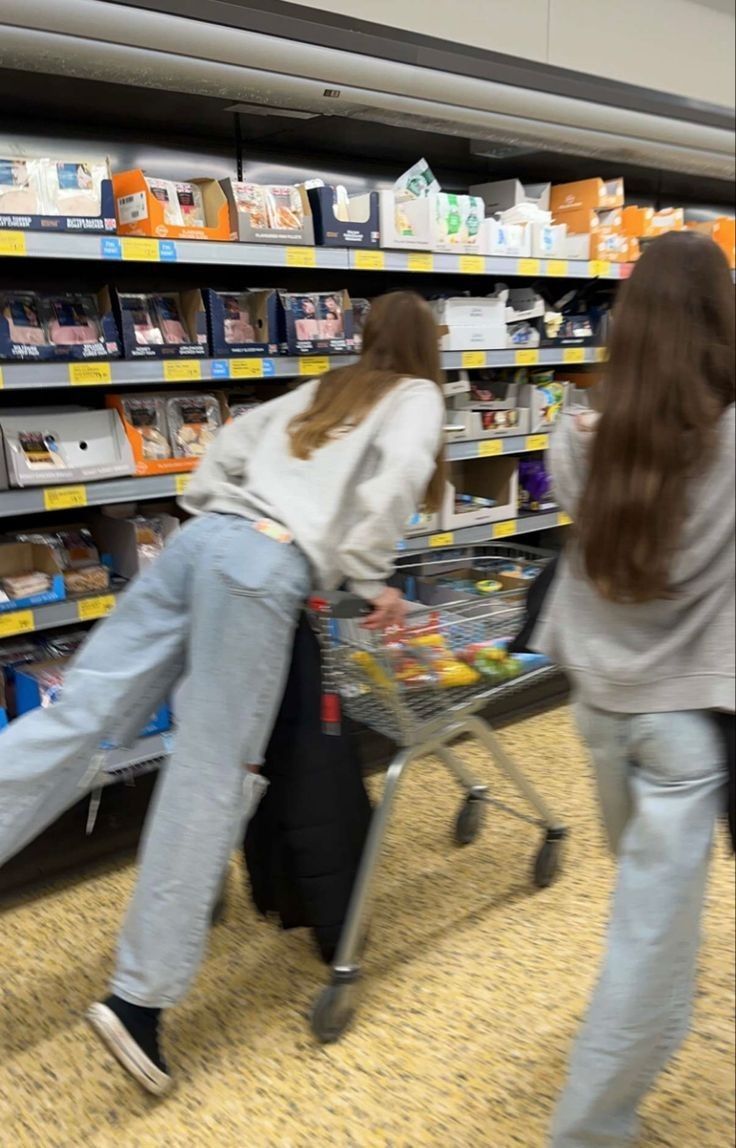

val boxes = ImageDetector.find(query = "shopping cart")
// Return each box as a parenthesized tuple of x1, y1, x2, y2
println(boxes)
(307, 545, 567, 1042)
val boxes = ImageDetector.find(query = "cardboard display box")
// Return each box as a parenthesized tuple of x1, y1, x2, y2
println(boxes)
(279, 290, 354, 355)
(441, 456, 519, 531)
(306, 186, 379, 248)
(0, 288, 121, 364)
(0, 541, 66, 613)
(107, 391, 225, 477)
(378, 191, 484, 253)
(470, 179, 551, 214)
(204, 288, 283, 358)
(444, 406, 531, 441)
(0, 157, 116, 234)
(0, 408, 135, 488)
(530, 222, 567, 259)
(113, 170, 233, 242)
(434, 296, 507, 351)
(480, 219, 532, 259)
(405, 508, 440, 537)
(221, 179, 315, 246)
(91, 511, 180, 581)
(550, 178, 625, 215)
(114, 289, 209, 360)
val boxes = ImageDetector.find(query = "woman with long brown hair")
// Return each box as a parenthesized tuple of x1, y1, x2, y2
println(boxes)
(535, 232, 735, 1146)
(0, 290, 446, 1095)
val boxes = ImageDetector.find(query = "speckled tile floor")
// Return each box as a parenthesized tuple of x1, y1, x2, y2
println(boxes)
(0, 707, 733, 1148)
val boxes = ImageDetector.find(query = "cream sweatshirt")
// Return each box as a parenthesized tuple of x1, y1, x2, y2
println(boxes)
(534, 404, 735, 714)
(180, 377, 445, 601)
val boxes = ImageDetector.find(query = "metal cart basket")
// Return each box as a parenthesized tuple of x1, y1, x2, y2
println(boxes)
(307, 544, 567, 1043)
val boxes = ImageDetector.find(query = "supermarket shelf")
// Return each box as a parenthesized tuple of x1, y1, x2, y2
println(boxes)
(446, 433, 550, 461)
(0, 591, 120, 640)
(0, 346, 604, 390)
(0, 229, 631, 280)
(102, 733, 172, 783)
(0, 474, 185, 518)
(400, 509, 570, 554)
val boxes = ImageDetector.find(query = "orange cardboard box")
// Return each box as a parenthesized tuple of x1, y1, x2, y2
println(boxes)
(590, 229, 634, 263)
(113, 169, 233, 241)
(622, 206, 655, 238)
(714, 217, 735, 267)
(553, 207, 623, 234)
(551, 177, 624, 215)
(648, 208, 684, 235)
(105, 392, 225, 477)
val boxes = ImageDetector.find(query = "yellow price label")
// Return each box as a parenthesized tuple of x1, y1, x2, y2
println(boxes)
(517, 258, 541, 276)
(407, 252, 434, 273)
(428, 531, 454, 548)
(175, 473, 191, 496)
(285, 246, 317, 268)
(458, 255, 485, 275)
(595, 346, 610, 363)
(299, 356, 330, 377)
(0, 367, 4, 390)
(163, 359, 202, 382)
(229, 358, 264, 379)
(68, 361, 113, 386)
(492, 520, 517, 539)
(515, 349, 540, 366)
(353, 249, 385, 271)
(478, 439, 503, 457)
(77, 594, 116, 622)
(0, 610, 35, 638)
(590, 259, 612, 278)
(0, 230, 28, 256)
(547, 260, 568, 277)
(121, 238, 160, 262)
(461, 350, 486, 370)
(563, 347, 586, 364)
(557, 511, 573, 527)
(43, 485, 88, 511)
(525, 434, 549, 451)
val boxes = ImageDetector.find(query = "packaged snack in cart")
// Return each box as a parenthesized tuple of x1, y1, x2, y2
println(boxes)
(45, 295, 104, 346)
(1, 292, 49, 347)
(120, 395, 171, 460)
(167, 394, 222, 457)
(0, 158, 43, 214)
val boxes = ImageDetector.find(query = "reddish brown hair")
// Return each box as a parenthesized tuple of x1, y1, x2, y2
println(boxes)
(289, 291, 446, 509)
(578, 231, 734, 601)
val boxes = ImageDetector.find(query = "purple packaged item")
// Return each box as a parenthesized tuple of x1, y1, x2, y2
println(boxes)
(519, 458, 554, 513)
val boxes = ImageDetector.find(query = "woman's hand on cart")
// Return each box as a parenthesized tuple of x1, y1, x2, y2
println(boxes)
(361, 587, 409, 631)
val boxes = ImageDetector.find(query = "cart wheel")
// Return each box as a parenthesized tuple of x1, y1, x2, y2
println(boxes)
(311, 984, 357, 1044)
(454, 795, 486, 845)
(533, 839, 562, 889)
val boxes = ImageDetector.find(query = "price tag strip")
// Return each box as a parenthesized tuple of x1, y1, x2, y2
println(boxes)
(43, 485, 88, 511)
(77, 594, 117, 622)
(0, 610, 35, 638)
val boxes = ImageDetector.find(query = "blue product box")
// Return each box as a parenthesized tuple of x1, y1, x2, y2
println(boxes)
(278, 289, 355, 356)
(0, 542, 66, 613)
(0, 287, 121, 363)
(204, 288, 284, 358)
(307, 187, 380, 248)
(113, 288, 209, 361)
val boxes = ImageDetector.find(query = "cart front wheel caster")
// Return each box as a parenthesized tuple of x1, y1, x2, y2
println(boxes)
(455, 795, 486, 845)
(311, 983, 357, 1044)
(533, 838, 562, 888)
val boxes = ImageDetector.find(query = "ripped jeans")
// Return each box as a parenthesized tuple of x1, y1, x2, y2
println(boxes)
(0, 513, 310, 1007)
(551, 706, 728, 1147)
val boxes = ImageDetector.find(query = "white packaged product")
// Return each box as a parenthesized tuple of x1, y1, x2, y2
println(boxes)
(0, 158, 43, 215)
(121, 396, 171, 460)
(175, 182, 205, 227)
(144, 178, 181, 226)
(42, 159, 107, 216)
(167, 395, 222, 458)
(393, 158, 440, 200)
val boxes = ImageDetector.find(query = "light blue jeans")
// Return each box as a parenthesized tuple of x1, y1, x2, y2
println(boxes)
(551, 705, 728, 1147)
(0, 513, 310, 1007)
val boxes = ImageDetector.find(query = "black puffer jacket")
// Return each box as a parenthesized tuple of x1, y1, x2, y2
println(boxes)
(244, 615, 372, 962)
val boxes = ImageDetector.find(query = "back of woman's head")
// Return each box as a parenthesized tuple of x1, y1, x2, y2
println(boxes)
(578, 230, 735, 602)
(289, 290, 446, 508)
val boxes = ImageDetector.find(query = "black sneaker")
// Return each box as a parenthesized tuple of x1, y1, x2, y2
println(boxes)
(87, 995, 172, 1095)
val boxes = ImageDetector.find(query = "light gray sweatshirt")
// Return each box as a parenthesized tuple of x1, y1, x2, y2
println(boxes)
(534, 404, 735, 714)
(181, 377, 445, 601)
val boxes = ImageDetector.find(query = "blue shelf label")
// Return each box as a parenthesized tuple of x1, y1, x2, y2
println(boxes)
(159, 240, 177, 262)
(211, 359, 230, 378)
(101, 237, 122, 260)
(262, 358, 275, 377)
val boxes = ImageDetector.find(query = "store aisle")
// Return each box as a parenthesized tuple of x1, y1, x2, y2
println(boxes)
(0, 707, 733, 1148)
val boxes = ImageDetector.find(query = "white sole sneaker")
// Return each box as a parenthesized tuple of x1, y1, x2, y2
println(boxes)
(86, 1002, 172, 1096)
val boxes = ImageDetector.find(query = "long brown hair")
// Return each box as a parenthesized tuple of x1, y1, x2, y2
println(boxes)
(289, 290, 446, 510)
(578, 231, 734, 602)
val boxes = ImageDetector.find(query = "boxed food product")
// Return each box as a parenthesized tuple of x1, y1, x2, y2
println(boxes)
(480, 219, 532, 259)
(92, 511, 179, 579)
(519, 457, 555, 513)
(470, 179, 551, 215)
(0, 156, 116, 233)
(113, 169, 232, 241)
(306, 185, 379, 247)
(107, 392, 223, 475)
(204, 288, 282, 357)
(14, 656, 172, 737)
(550, 178, 624, 215)
(114, 290, 208, 359)
(0, 541, 65, 613)
(441, 456, 519, 531)
(622, 205, 655, 238)
(649, 208, 685, 234)
(0, 408, 135, 487)
(518, 375, 568, 433)
(405, 508, 440, 537)
(433, 296, 507, 351)
(530, 222, 567, 259)
(167, 394, 222, 458)
(378, 191, 485, 252)
(0, 289, 120, 362)
(222, 180, 315, 245)
(279, 290, 354, 355)
(445, 405, 530, 441)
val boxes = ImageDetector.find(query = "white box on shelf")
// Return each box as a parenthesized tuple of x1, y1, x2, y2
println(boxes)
(518, 381, 570, 434)
(440, 325, 506, 351)
(0, 409, 135, 488)
(442, 374, 471, 398)
(563, 232, 591, 261)
(444, 407, 531, 441)
(470, 179, 551, 214)
(379, 190, 431, 250)
(378, 191, 484, 253)
(480, 218, 532, 258)
(433, 296, 505, 326)
(505, 286, 545, 323)
(531, 222, 568, 258)
(441, 456, 519, 530)
(405, 508, 440, 537)
(91, 511, 180, 580)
